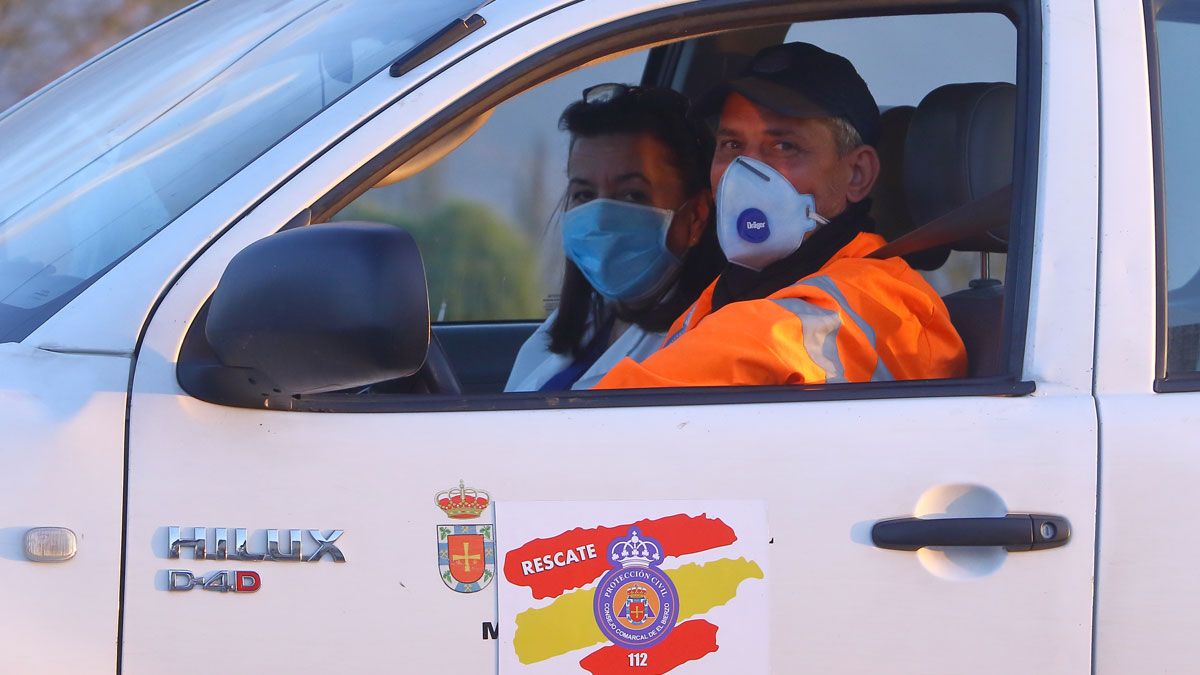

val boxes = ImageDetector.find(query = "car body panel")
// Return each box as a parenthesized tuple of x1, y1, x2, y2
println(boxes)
(0, 0, 1167, 671)
(119, 0, 1100, 673)
(1091, 2, 1196, 673)
(0, 345, 128, 672)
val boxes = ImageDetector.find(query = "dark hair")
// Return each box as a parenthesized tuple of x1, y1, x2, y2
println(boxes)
(547, 87, 724, 357)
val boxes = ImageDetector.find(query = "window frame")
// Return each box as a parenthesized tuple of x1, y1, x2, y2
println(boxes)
(185, 0, 1043, 412)
(1148, 0, 1200, 392)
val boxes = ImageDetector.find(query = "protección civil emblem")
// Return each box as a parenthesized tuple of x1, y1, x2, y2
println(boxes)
(593, 528, 679, 649)
(437, 524, 495, 593)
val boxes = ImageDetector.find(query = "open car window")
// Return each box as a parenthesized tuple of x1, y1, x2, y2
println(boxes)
(179, 2, 1037, 409)
(325, 11, 1020, 390)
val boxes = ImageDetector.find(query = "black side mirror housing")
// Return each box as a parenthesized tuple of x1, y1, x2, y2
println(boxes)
(178, 221, 430, 405)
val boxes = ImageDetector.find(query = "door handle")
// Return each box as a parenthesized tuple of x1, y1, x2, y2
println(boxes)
(871, 514, 1070, 552)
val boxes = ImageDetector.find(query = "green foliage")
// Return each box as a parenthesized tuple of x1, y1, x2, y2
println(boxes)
(340, 199, 543, 322)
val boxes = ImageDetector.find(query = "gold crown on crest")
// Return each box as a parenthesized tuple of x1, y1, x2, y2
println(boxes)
(625, 584, 649, 599)
(436, 479, 490, 519)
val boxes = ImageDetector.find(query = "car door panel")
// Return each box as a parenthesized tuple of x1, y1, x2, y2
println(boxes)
(121, 0, 1101, 672)
(1092, 1, 1200, 672)
(0, 346, 127, 673)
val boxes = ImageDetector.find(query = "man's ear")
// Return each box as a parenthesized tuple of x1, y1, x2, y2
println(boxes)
(685, 189, 712, 247)
(845, 145, 881, 203)
(666, 189, 712, 256)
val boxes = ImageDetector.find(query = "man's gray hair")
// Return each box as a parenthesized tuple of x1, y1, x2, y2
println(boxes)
(826, 116, 864, 156)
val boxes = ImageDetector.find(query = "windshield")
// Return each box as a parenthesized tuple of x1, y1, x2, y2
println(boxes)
(0, 0, 480, 342)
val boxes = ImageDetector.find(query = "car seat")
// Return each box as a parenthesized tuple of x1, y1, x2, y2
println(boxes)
(872, 82, 1016, 377)
(869, 105, 952, 271)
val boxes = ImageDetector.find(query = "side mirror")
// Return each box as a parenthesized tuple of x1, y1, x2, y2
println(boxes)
(178, 222, 430, 406)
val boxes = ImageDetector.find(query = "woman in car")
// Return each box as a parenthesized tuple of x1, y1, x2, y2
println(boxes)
(505, 84, 723, 391)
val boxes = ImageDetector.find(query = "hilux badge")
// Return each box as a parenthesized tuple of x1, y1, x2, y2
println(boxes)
(167, 527, 346, 562)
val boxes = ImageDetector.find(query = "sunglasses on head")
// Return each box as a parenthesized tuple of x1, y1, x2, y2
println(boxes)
(581, 83, 689, 109)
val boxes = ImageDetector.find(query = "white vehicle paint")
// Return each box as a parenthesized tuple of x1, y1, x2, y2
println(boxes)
(0, 0, 1191, 672)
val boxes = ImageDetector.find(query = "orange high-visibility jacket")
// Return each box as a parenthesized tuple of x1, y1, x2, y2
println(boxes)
(594, 232, 966, 389)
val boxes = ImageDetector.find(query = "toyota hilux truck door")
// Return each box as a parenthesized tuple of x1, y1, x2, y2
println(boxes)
(111, 0, 1102, 673)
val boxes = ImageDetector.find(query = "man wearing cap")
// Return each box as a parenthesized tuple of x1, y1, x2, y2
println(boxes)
(594, 42, 965, 388)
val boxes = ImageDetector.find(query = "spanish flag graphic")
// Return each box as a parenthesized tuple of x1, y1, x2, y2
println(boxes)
(497, 502, 769, 674)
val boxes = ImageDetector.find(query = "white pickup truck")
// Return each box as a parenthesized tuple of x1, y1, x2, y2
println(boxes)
(2, 0, 1198, 672)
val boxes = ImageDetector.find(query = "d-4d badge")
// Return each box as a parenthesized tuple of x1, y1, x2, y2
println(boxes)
(438, 524, 495, 593)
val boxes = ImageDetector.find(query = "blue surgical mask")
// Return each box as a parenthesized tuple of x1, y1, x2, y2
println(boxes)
(715, 156, 829, 271)
(561, 198, 683, 303)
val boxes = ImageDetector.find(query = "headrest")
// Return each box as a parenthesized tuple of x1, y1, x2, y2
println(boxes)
(870, 106, 916, 242)
(904, 82, 1015, 253)
(869, 106, 949, 270)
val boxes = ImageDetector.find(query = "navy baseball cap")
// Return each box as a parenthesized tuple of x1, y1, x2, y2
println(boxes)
(695, 42, 881, 148)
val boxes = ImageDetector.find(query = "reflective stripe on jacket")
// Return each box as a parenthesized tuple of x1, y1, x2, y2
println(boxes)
(593, 232, 966, 389)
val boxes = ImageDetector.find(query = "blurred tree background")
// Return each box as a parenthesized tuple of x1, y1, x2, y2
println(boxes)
(0, 0, 190, 110)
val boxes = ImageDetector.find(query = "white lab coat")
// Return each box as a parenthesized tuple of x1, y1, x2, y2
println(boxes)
(504, 309, 666, 391)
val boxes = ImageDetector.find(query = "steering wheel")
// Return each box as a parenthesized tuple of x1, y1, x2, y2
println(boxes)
(355, 331, 462, 395)
(414, 331, 463, 395)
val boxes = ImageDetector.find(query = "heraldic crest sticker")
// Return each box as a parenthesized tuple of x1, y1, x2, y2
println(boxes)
(436, 479, 490, 520)
(593, 528, 679, 649)
(438, 524, 495, 593)
(495, 500, 769, 673)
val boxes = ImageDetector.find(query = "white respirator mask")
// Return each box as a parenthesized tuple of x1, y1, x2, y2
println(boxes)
(715, 156, 830, 271)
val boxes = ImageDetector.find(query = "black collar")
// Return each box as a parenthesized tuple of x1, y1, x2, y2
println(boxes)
(712, 200, 874, 311)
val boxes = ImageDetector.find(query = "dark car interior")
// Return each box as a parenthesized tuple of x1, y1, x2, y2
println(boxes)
(178, 14, 1023, 407)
